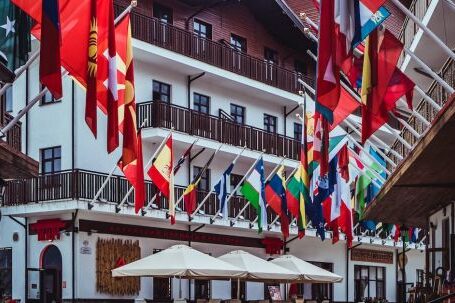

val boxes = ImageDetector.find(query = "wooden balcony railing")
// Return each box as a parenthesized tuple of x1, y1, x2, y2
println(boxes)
(1, 169, 273, 222)
(388, 58, 455, 168)
(113, 3, 314, 94)
(138, 101, 301, 160)
(0, 102, 22, 151)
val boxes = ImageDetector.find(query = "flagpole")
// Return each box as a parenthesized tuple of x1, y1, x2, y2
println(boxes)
(210, 151, 265, 224)
(248, 156, 288, 225)
(348, 162, 383, 189)
(266, 164, 299, 229)
(141, 138, 200, 215)
(0, 51, 39, 98)
(173, 143, 224, 210)
(189, 145, 246, 219)
(391, 0, 455, 62)
(397, 101, 430, 127)
(115, 129, 172, 213)
(391, 113, 421, 139)
(0, 2, 138, 138)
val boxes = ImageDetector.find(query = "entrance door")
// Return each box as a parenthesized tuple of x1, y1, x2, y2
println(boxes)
(40, 245, 62, 303)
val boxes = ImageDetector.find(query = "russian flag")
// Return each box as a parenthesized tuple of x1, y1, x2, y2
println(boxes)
(40, 0, 62, 99)
(265, 166, 289, 239)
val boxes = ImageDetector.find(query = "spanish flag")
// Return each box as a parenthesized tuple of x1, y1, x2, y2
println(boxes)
(148, 135, 175, 223)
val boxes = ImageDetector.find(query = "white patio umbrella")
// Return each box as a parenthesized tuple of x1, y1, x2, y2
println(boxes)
(112, 244, 246, 279)
(270, 255, 343, 283)
(218, 250, 299, 282)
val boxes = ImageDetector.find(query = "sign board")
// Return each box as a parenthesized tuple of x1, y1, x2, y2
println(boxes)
(80, 240, 92, 254)
(268, 286, 282, 301)
(351, 248, 393, 264)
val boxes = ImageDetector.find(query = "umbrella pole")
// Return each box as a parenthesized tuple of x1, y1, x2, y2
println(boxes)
(179, 276, 182, 299)
(237, 278, 240, 300)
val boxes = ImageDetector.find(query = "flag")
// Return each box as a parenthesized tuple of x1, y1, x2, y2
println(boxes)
(214, 162, 234, 218)
(39, 0, 62, 99)
(361, 28, 404, 143)
(360, 0, 387, 14)
(265, 165, 289, 239)
(183, 151, 216, 216)
(174, 142, 195, 174)
(148, 135, 174, 223)
(117, 14, 144, 214)
(84, 0, 98, 137)
(0, 0, 31, 71)
(105, 0, 118, 153)
(315, 0, 340, 122)
(313, 112, 329, 176)
(391, 224, 401, 242)
(331, 87, 360, 130)
(241, 157, 266, 232)
(409, 227, 420, 243)
(350, 3, 390, 48)
(336, 145, 354, 247)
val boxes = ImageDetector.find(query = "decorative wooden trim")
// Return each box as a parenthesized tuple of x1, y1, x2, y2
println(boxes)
(351, 248, 394, 264)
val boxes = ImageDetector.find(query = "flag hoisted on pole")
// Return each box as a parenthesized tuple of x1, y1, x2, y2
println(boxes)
(265, 165, 289, 239)
(240, 157, 267, 232)
(215, 162, 235, 218)
(148, 135, 175, 223)
(116, 13, 144, 214)
(39, 0, 62, 99)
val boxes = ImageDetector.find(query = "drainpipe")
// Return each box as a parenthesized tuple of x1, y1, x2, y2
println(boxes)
(71, 211, 78, 302)
(345, 243, 349, 303)
(187, 73, 205, 109)
(25, 217, 28, 303)
(401, 227, 407, 303)
(25, 67, 29, 155)
(71, 81, 75, 170)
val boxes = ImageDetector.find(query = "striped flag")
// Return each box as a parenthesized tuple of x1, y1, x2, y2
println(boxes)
(241, 157, 267, 232)
(265, 165, 289, 239)
(148, 135, 175, 223)
(214, 162, 235, 218)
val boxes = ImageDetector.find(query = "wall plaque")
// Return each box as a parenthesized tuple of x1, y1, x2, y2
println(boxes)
(351, 248, 394, 264)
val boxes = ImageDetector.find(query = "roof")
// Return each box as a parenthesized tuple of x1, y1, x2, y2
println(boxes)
(364, 93, 455, 227)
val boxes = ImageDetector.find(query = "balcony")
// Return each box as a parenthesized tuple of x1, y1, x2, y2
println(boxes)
(1, 169, 262, 222)
(114, 4, 314, 95)
(399, 0, 432, 51)
(138, 101, 301, 160)
(0, 105, 21, 151)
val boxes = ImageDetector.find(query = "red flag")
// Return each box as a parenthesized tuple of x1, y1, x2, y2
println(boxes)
(361, 28, 404, 143)
(360, 0, 387, 14)
(39, 0, 62, 99)
(313, 112, 330, 176)
(117, 14, 145, 214)
(105, 1, 119, 153)
(315, 0, 340, 122)
(331, 87, 360, 130)
(85, 0, 97, 137)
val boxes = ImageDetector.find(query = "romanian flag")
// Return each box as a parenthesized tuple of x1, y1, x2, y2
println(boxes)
(117, 14, 144, 214)
(39, 0, 62, 99)
(183, 151, 216, 216)
(148, 135, 174, 223)
(265, 165, 289, 239)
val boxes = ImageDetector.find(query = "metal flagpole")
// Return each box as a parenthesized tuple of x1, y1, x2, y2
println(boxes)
(391, 0, 455, 62)
(210, 151, 265, 223)
(0, 1, 137, 138)
(174, 143, 224, 210)
(0, 51, 39, 98)
(414, 86, 442, 111)
(190, 145, 246, 219)
(141, 138, 200, 215)
(397, 100, 430, 127)
(391, 113, 421, 139)
(266, 164, 299, 228)
(345, 135, 392, 175)
(248, 156, 288, 224)
(114, 129, 173, 212)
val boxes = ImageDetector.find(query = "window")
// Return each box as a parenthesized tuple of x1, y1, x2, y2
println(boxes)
(152, 249, 171, 300)
(230, 34, 247, 52)
(153, 3, 173, 24)
(230, 104, 245, 124)
(264, 114, 277, 133)
(354, 266, 386, 301)
(193, 166, 210, 192)
(264, 47, 278, 64)
(40, 146, 62, 174)
(294, 123, 303, 140)
(194, 19, 212, 39)
(195, 280, 210, 299)
(153, 80, 171, 103)
(193, 93, 210, 114)
(0, 248, 12, 298)
(3, 86, 13, 112)
(41, 85, 61, 105)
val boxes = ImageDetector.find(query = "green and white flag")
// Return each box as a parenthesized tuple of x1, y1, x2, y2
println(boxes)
(240, 157, 267, 232)
(0, 0, 31, 71)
